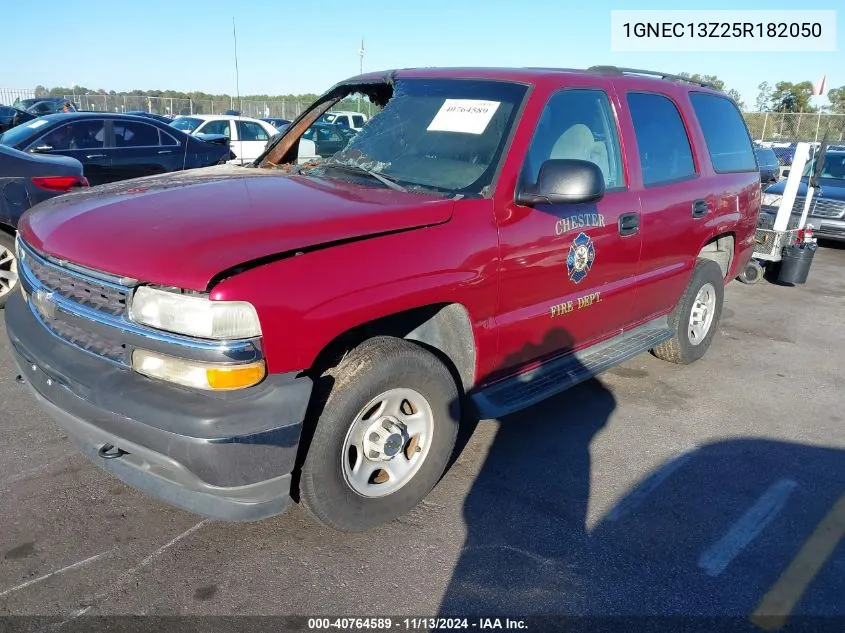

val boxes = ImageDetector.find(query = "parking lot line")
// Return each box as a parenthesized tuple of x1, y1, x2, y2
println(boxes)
(45, 519, 208, 630)
(750, 494, 845, 631)
(0, 550, 113, 598)
(698, 479, 798, 577)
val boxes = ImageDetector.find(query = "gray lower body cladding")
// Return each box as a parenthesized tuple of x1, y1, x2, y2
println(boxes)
(4, 293, 313, 522)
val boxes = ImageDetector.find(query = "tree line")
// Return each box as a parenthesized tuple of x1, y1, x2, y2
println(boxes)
(33, 75, 845, 115)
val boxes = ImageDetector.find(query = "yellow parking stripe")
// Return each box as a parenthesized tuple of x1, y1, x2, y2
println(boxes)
(750, 494, 845, 631)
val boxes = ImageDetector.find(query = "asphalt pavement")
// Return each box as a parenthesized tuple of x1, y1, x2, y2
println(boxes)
(1, 245, 844, 633)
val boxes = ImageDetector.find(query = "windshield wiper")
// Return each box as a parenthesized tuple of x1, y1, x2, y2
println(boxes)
(324, 163, 408, 193)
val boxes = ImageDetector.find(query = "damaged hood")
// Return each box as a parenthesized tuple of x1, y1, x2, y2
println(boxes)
(18, 164, 454, 291)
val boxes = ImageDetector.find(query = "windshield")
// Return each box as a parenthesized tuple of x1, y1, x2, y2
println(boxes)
(170, 117, 202, 133)
(306, 78, 528, 194)
(802, 152, 845, 181)
(0, 117, 50, 147)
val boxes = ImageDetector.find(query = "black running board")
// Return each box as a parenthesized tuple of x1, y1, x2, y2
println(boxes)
(470, 317, 674, 419)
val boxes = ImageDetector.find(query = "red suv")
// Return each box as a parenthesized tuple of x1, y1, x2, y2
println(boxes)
(5, 66, 760, 532)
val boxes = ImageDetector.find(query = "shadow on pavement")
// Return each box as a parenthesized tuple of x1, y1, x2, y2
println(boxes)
(438, 332, 845, 633)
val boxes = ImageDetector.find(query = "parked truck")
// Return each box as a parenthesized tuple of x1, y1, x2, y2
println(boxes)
(4, 66, 760, 532)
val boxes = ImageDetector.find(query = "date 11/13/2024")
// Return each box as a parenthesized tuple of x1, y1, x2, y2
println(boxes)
(306, 617, 527, 630)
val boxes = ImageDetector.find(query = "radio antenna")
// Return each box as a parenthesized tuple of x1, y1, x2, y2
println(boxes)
(232, 16, 245, 165)
(232, 17, 241, 114)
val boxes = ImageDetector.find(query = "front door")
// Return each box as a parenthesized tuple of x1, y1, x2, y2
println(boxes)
(493, 87, 642, 374)
(27, 119, 112, 186)
(235, 120, 271, 163)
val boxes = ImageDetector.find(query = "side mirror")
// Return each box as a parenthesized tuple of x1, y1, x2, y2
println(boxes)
(782, 169, 790, 178)
(516, 159, 605, 207)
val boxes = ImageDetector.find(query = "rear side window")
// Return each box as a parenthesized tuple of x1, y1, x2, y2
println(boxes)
(690, 93, 756, 173)
(627, 92, 696, 187)
(113, 121, 160, 147)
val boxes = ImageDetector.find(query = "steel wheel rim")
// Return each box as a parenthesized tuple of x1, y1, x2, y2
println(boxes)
(0, 243, 18, 299)
(688, 282, 716, 346)
(341, 387, 434, 498)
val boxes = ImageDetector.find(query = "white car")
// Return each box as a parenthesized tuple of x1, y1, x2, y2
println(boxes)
(321, 111, 368, 132)
(170, 114, 317, 164)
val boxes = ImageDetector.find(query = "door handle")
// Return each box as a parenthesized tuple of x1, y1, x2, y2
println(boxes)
(86, 154, 106, 159)
(618, 212, 640, 236)
(157, 150, 173, 155)
(692, 199, 709, 218)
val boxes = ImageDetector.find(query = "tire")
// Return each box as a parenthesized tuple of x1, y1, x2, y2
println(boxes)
(0, 232, 20, 309)
(299, 336, 460, 532)
(737, 259, 763, 285)
(651, 258, 725, 365)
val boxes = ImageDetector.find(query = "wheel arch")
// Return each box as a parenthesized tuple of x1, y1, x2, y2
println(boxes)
(0, 222, 16, 238)
(308, 302, 477, 396)
(697, 231, 736, 280)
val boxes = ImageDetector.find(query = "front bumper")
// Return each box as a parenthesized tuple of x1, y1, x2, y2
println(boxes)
(4, 293, 313, 522)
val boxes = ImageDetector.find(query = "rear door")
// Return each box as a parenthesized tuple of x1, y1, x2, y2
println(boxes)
(493, 85, 643, 372)
(109, 119, 179, 181)
(235, 120, 271, 163)
(620, 89, 721, 325)
(24, 119, 111, 186)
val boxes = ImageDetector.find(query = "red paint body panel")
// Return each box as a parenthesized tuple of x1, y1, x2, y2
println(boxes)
(18, 168, 454, 291)
(210, 199, 500, 378)
(18, 67, 760, 389)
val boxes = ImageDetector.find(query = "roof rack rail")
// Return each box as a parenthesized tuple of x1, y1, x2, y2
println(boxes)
(586, 66, 717, 89)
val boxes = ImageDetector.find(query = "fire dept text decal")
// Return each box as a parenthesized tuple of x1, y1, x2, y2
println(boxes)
(566, 231, 596, 284)
(550, 292, 602, 317)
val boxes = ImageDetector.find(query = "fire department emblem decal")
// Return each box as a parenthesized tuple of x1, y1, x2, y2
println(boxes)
(567, 232, 595, 284)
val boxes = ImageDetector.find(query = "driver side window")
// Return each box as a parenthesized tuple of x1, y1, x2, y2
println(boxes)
(521, 89, 625, 191)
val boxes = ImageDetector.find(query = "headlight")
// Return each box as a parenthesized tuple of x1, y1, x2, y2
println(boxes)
(761, 193, 782, 208)
(132, 348, 265, 391)
(128, 286, 261, 339)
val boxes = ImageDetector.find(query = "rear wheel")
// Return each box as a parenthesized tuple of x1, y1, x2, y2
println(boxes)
(0, 232, 19, 309)
(652, 258, 724, 365)
(299, 336, 460, 532)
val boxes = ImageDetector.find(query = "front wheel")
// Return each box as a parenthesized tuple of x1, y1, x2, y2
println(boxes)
(651, 258, 725, 365)
(299, 336, 460, 532)
(0, 232, 20, 309)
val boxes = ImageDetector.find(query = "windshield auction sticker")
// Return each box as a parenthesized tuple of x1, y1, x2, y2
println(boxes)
(427, 99, 501, 135)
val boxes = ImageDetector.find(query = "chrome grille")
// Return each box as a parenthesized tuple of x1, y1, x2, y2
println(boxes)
(790, 196, 845, 219)
(21, 244, 128, 316)
(41, 313, 127, 363)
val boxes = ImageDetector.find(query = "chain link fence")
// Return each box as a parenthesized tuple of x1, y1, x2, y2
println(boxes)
(3, 86, 843, 145)
(57, 95, 378, 120)
(745, 112, 845, 143)
(0, 88, 35, 105)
